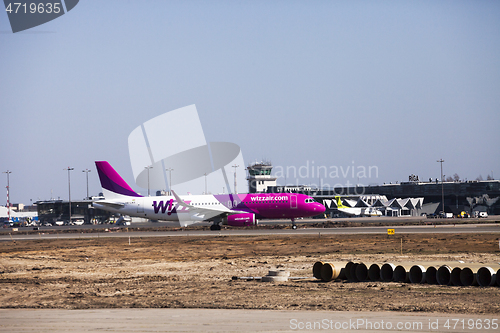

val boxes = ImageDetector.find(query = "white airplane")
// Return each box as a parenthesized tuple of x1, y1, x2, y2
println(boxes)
(93, 161, 326, 230)
(0, 206, 38, 223)
(334, 196, 382, 217)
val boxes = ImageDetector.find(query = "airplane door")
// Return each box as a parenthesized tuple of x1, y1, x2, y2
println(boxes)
(136, 198, 144, 213)
(291, 195, 297, 209)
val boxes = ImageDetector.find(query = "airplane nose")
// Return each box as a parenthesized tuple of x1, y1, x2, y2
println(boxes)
(319, 205, 325, 213)
(317, 203, 326, 213)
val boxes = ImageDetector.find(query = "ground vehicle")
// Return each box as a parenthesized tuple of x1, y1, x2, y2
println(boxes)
(474, 211, 488, 218)
(439, 212, 453, 218)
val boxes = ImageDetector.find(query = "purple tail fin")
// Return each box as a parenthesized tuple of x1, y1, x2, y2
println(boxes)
(95, 161, 142, 197)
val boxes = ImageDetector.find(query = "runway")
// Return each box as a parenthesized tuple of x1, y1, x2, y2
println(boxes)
(0, 308, 496, 332)
(1, 223, 499, 242)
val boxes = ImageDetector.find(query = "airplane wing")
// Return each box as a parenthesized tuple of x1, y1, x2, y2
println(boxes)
(171, 190, 247, 220)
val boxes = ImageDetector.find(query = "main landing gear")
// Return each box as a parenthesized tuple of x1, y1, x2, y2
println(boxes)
(210, 223, 222, 231)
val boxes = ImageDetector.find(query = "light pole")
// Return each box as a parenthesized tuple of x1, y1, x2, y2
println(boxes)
(3, 170, 11, 222)
(204, 173, 207, 194)
(82, 169, 91, 199)
(64, 167, 74, 222)
(437, 159, 444, 215)
(232, 164, 239, 194)
(145, 166, 153, 196)
(166, 168, 174, 195)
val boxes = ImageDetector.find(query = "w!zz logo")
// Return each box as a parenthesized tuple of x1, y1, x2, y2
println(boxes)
(152, 200, 175, 215)
(152, 200, 192, 215)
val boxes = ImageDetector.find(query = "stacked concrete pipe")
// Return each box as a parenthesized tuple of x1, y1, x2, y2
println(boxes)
(460, 267, 478, 286)
(368, 264, 380, 281)
(393, 265, 412, 283)
(409, 265, 427, 284)
(321, 263, 341, 282)
(437, 265, 452, 285)
(477, 267, 496, 287)
(349, 263, 359, 282)
(450, 267, 462, 286)
(313, 261, 345, 282)
(344, 262, 354, 280)
(313, 261, 324, 280)
(426, 266, 438, 284)
(312, 261, 500, 287)
(355, 262, 369, 282)
(380, 263, 396, 282)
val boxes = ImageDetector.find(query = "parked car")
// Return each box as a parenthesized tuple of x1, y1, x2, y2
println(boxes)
(474, 211, 488, 218)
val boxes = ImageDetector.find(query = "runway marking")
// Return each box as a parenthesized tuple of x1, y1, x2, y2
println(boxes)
(1, 224, 499, 241)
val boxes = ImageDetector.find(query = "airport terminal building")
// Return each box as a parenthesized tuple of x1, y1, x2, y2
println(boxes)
(36, 198, 112, 225)
(248, 163, 500, 217)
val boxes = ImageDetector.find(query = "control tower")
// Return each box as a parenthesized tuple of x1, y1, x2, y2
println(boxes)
(247, 161, 277, 193)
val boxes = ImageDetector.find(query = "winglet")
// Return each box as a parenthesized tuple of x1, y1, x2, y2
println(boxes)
(171, 190, 190, 207)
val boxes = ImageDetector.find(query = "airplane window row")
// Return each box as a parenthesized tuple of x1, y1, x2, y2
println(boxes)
(192, 203, 220, 205)
(191, 200, 290, 206)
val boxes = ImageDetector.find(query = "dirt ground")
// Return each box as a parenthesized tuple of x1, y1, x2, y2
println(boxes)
(1, 232, 500, 314)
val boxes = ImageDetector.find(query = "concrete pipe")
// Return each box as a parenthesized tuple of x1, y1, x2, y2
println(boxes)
(313, 261, 324, 280)
(349, 263, 359, 282)
(338, 267, 347, 280)
(268, 270, 290, 277)
(450, 267, 462, 286)
(477, 267, 496, 287)
(344, 262, 354, 280)
(368, 264, 380, 281)
(460, 267, 478, 286)
(393, 265, 409, 283)
(426, 266, 437, 284)
(437, 265, 452, 285)
(355, 263, 368, 282)
(380, 263, 396, 282)
(321, 263, 340, 282)
(409, 265, 426, 284)
(262, 275, 288, 282)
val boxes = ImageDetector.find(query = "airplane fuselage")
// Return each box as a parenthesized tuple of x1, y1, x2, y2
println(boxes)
(93, 192, 324, 222)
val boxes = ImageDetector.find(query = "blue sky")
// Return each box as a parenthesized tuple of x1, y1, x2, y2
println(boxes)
(1, 1, 499, 204)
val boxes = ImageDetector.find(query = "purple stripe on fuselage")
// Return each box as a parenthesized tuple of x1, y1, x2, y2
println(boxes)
(95, 161, 142, 197)
(213, 193, 309, 219)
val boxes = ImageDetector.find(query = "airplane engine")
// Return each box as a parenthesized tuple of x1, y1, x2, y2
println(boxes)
(224, 213, 257, 227)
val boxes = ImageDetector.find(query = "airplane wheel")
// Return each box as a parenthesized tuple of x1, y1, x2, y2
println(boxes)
(210, 224, 222, 231)
(292, 225, 297, 230)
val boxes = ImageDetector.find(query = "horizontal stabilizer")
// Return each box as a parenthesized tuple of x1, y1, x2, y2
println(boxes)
(93, 201, 125, 209)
